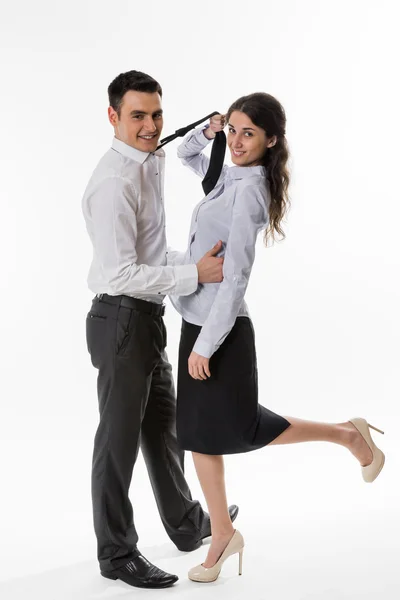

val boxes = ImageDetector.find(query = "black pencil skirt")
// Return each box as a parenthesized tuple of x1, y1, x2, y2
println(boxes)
(176, 317, 291, 455)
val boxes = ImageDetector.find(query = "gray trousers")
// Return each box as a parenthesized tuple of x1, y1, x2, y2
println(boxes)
(86, 294, 205, 573)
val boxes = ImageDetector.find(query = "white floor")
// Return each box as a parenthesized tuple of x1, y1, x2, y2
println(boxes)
(0, 435, 398, 600)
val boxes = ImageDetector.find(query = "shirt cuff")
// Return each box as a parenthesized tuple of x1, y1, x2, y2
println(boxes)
(192, 337, 216, 359)
(201, 124, 215, 142)
(174, 263, 198, 296)
(186, 126, 213, 149)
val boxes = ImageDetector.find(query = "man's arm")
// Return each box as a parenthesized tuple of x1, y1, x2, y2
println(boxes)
(88, 176, 197, 296)
(89, 177, 223, 295)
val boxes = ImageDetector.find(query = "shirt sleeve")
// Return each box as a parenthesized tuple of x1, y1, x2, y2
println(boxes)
(191, 182, 269, 358)
(88, 176, 198, 296)
(177, 126, 228, 180)
(166, 247, 187, 266)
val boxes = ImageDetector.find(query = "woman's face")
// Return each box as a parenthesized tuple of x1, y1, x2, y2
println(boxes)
(227, 110, 275, 167)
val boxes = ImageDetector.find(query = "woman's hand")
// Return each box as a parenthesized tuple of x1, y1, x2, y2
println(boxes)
(204, 114, 226, 139)
(188, 351, 211, 380)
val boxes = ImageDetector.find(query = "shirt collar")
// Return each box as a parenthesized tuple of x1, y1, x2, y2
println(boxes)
(111, 137, 165, 164)
(226, 165, 266, 180)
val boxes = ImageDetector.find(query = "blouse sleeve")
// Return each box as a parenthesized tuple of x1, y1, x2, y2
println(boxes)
(192, 181, 269, 358)
(177, 126, 228, 182)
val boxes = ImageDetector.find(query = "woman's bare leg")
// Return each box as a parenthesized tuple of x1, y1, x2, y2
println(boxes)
(191, 419, 373, 568)
(191, 452, 235, 568)
(270, 418, 373, 466)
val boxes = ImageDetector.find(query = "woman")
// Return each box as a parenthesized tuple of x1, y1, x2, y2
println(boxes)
(169, 93, 385, 583)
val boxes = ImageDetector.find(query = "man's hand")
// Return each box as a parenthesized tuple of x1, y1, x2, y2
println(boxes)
(203, 114, 226, 140)
(188, 351, 210, 380)
(196, 241, 224, 283)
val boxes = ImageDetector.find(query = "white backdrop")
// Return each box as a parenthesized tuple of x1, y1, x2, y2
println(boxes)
(1, 1, 399, 599)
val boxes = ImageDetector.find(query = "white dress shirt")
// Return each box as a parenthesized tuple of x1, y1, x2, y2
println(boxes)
(169, 127, 270, 358)
(82, 137, 198, 303)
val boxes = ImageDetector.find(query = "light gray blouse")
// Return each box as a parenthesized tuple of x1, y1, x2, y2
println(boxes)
(168, 127, 270, 359)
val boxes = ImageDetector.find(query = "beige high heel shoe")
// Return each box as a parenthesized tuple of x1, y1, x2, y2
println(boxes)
(349, 418, 385, 482)
(188, 529, 244, 583)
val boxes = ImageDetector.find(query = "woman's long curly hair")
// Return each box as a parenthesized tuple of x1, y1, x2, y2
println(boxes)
(226, 93, 290, 243)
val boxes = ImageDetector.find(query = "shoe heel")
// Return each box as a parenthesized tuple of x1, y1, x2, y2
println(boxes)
(101, 571, 118, 580)
(238, 549, 243, 576)
(368, 423, 384, 435)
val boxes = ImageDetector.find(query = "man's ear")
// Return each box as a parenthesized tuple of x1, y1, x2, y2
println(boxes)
(108, 106, 118, 127)
(266, 135, 277, 149)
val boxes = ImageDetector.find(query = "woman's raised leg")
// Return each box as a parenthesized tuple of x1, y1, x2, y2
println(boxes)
(269, 418, 373, 465)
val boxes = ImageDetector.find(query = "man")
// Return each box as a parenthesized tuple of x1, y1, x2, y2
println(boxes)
(82, 70, 238, 589)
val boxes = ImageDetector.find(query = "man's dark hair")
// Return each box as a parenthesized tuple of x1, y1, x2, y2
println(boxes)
(108, 70, 163, 116)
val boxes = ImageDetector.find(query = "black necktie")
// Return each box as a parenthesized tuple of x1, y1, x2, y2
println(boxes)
(156, 112, 226, 195)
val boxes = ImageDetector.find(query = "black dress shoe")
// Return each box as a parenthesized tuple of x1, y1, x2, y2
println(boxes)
(101, 553, 178, 589)
(177, 504, 239, 552)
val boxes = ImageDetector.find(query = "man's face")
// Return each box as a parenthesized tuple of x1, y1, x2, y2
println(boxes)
(108, 90, 163, 153)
